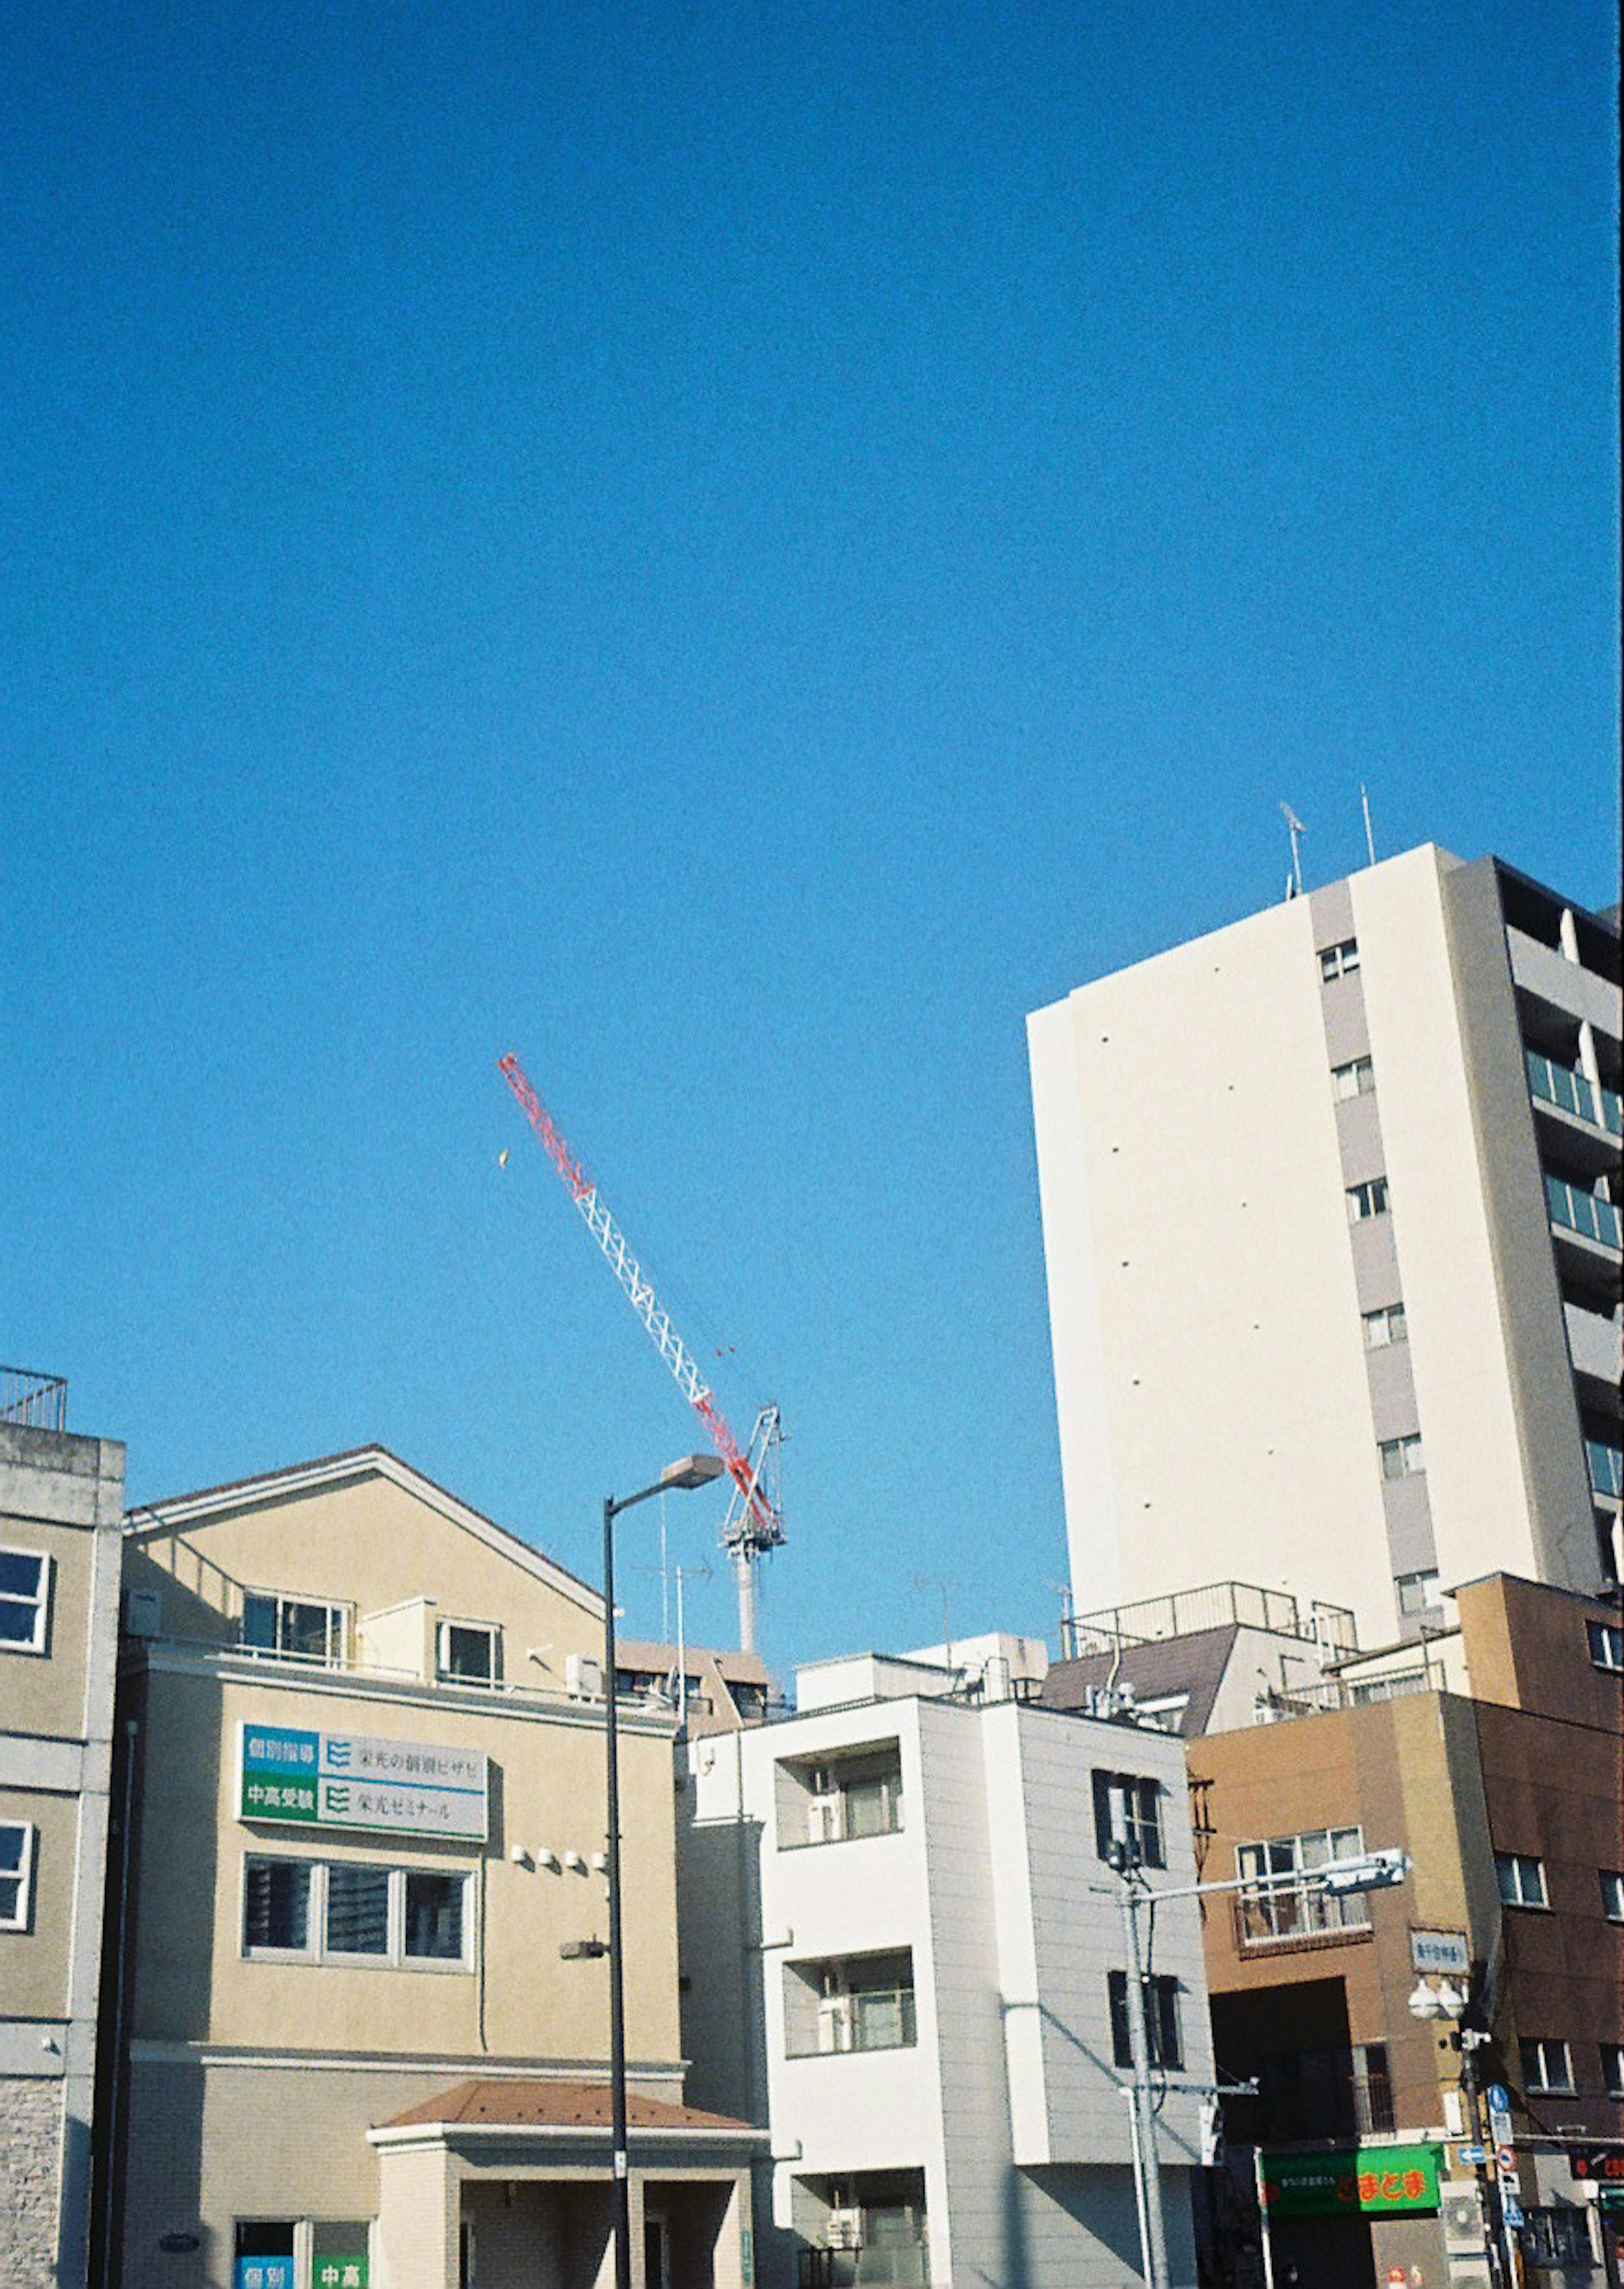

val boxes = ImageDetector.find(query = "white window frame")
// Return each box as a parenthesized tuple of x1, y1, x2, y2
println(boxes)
(1519, 2036, 1573, 2094)
(1362, 1302, 1408, 1349)
(1237, 1825, 1370, 1943)
(1396, 1570, 1442, 1617)
(1602, 2042, 1624, 2099)
(240, 1589, 349, 1667)
(241, 1854, 472, 1971)
(1379, 1434, 1426, 1480)
(1332, 1056, 1375, 1100)
(435, 1618, 501, 1689)
(1093, 1770, 1167, 1870)
(1347, 1178, 1391, 1224)
(1320, 940, 1361, 981)
(0, 1546, 50, 1655)
(1586, 1619, 1624, 1673)
(1601, 1869, 1624, 1923)
(1495, 1851, 1548, 1909)
(0, 1821, 36, 1931)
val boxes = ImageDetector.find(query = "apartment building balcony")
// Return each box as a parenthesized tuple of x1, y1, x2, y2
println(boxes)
(1546, 1173, 1622, 1257)
(1587, 1439, 1624, 1503)
(1527, 1049, 1624, 1144)
(793, 2172, 930, 2289)
(784, 1952, 917, 2059)
(1566, 1302, 1624, 1390)
(776, 1745, 906, 1850)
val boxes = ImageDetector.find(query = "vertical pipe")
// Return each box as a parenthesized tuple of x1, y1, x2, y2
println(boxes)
(604, 1497, 632, 2289)
(1120, 1876, 1171, 2289)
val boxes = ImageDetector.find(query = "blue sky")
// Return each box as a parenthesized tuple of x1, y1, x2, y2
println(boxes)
(3, 1, 1616, 1675)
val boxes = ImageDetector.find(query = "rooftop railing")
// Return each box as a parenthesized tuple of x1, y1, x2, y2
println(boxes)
(1064, 1580, 1358, 1660)
(0, 1368, 68, 1430)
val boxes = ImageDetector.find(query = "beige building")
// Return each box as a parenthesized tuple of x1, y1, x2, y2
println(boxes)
(0, 1384, 125, 2289)
(1028, 844, 1622, 1646)
(107, 1446, 757, 2289)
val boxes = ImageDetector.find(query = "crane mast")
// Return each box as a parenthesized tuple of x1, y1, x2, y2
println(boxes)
(498, 1053, 785, 1652)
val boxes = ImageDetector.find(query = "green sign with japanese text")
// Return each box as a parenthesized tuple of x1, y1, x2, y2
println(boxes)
(1261, 2144, 1441, 2218)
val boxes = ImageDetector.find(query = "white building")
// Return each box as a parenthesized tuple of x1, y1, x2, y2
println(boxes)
(1028, 843, 1622, 1648)
(677, 1639, 1214, 2289)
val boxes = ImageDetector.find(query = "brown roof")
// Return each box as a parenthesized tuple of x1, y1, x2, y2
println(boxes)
(377, 2078, 754, 2134)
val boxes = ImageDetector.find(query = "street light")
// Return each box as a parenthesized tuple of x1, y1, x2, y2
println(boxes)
(1103, 1845, 1411, 2289)
(1408, 1974, 1507, 2289)
(600, 1453, 725, 2289)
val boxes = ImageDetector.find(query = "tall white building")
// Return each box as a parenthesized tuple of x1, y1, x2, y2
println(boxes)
(677, 1640, 1214, 2289)
(1028, 843, 1622, 1648)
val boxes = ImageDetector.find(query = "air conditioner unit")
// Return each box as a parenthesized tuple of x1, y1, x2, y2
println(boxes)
(808, 1793, 842, 1844)
(565, 1653, 603, 1700)
(825, 2210, 861, 2251)
(122, 1587, 162, 1639)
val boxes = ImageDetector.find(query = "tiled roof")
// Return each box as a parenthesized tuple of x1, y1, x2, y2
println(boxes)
(377, 2078, 752, 2133)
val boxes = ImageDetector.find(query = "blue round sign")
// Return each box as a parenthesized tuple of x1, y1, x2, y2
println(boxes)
(1486, 2083, 1510, 2114)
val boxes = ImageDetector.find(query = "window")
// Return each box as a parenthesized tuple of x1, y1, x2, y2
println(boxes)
(1495, 1852, 1547, 1909)
(1108, 1970, 1183, 2070)
(1332, 1056, 1375, 1100)
(243, 1856, 469, 1968)
(1520, 2037, 1573, 2094)
(1347, 1178, 1390, 1224)
(1362, 1302, 1408, 1349)
(1396, 1570, 1441, 1617)
(234, 2221, 296, 2289)
(1587, 1619, 1624, 1672)
(1524, 2210, 1592, 2267)
(1602, 2043, 1624, 2098)
(1379, 1434, 1425, 1480)
(241, 1591, 346, 1666)
(1600, 1870, 1624, 1922)
(436, 1620, 499, 1688)
(312, 2224, 372, 2289)
(0, 1548, 49, 1652)
(801, 1754, 905, 1845)
(1237, 1826, 1369, 1944)
(1320, 940, 1361, 981)
(0, 1823, 36, 1930)
(1092, 1771, 1166, 1870)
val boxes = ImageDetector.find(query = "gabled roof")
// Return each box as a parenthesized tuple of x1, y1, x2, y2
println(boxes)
(123, 1445, 602, 1619)
(376, 2078, 752, 2133)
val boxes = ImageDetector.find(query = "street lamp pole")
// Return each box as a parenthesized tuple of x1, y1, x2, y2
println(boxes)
(1408, 1977, 1507, 2289)
(601, 1454, 724, 2289)
(1117, 1863, 1172, 2289)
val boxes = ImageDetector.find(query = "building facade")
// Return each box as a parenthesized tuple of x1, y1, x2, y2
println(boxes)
(0, 1391, 125, 2289)
(104, 1446, 756, 2289)
(678, 1642, 1216, 2289)
(1028, 844, 1622, 1646)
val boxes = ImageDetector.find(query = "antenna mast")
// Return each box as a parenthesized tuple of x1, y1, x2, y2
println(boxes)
(1279, 802, 1306, 897)
(498, 1054, 786, 1653)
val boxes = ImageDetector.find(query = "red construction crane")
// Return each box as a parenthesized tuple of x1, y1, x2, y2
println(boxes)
(499, 1053, 784, 1653)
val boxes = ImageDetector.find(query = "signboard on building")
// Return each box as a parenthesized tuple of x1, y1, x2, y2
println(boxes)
(238, 1724, 488, 1841)
(1409, 1927, 1470, 1974)
(1569, 2149, 1624, 2184)
(1259, 2145, 1442, 2218)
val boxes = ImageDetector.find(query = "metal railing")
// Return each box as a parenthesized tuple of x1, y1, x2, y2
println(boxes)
(1546, 1173, 1623, 1250)
(1258, 1666, 1435, 1719)
(1528, 1049, 1624, 1137)
(1588, 1441, 1624, 1500)
(798, 2243, 930, 2288)
(787, 1989, 918, 2058)
(0, 1368, 68, 1430)
(1064, 1580, 1358, 1659)
(1234, 1885, 1371, 1949)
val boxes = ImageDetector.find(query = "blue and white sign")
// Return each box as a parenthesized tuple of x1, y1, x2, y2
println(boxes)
(1500, 2192, 1523, 2229)
(235, 2262, 294, 2289)
(239, 1723, 487, 1840)
(1486, 2084, 1510, 2116)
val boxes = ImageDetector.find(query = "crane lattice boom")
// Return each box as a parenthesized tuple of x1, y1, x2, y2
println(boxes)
(499, 1054, 784, 1559)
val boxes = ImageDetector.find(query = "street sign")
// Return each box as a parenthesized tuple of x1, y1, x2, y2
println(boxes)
(1410, 1927, 1470, 1974)
(1500, 2192, 1523, 2229)
(1495, 2145, 1517, 2177)
(1455, 2146, 1487, 2167)
(1568, 2149, 1624, 2182)
(1485, 2084, 1510, 2115)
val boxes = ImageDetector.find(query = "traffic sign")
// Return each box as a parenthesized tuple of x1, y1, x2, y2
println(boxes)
(1486, 2084, 1510, 2114)
(1495, 2145, 1517, 2176)
(1455, 2145, 1487, 2167)
(1501, 2192, 1524, 2229)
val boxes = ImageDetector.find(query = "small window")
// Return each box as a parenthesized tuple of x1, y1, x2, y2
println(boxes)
(1379, 1434, 1426, 1480)
(1332, 1056, 1375, 1100)
(1108, 1970, 1183, 2069)
(1496, 1852, 1548, 1909)
(1519, 2037, 1573, 2094)
(436, 1621, 499, 1688)
(1602, 2043, 1624, 2098)
(1600, 1870, 1624, 1922)
(242, 1591, 346, 1667)
(1320, 940, 1361, 981)
(1347, 1178, 1391, 1224)
(1362, 1302, 1408, 1349)
(1092, 1771, 1166, 1870)
(0, 1822, 36, 1930)
(404, 1871, 465, 1961)
(1396, 1570, 1441, 1617)
(244, 1857, 314, 1954)
(0, 1549, 49, 1653)
(1586, 1619, 1624, 1672)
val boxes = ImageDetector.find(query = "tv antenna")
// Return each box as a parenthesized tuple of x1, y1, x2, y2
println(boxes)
(1279, 802, 1306, 898)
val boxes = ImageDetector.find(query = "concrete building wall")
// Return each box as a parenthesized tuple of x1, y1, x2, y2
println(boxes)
(0, 1420, 124, 2289)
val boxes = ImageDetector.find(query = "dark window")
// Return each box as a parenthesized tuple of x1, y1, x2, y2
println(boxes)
(1092, 1771, 1166, 1869)
(1108, 1970, 1182, 2069)
(244, 1858, 311, 1952)
(326, 1863, 390, 1955)
(405, 1871, 464, 1960)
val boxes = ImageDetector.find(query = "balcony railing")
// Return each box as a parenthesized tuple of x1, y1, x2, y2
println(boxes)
(1064, 1580, 1358, 1660)
(788, 1989, 918, 2059)
(1528, 1050, 1624, 1138)
(1234, 1886, 1371, 1950)
(1546, 1174, 1622, 1251)
(0, 1368, 68, 1430)
(798, 2243, 929, 2289)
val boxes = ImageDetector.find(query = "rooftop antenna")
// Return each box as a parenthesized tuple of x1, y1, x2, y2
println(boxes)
(912, 1572, 960, 1674)
(1360, 784, 1377, 868)
(1279, 803, 1306, 898)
